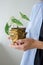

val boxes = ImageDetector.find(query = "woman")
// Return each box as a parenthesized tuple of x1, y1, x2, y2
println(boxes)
(10, 1, 43, 65)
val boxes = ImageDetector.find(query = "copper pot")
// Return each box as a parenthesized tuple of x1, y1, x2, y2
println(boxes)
(9, 28, 26, 43)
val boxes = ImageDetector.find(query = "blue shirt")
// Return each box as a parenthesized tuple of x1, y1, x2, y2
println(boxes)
(20, 2, 43, 65)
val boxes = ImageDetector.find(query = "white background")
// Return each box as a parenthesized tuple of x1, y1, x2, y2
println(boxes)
(0, 0, 40, 65)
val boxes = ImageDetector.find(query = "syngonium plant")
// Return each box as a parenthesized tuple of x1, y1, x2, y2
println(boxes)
(5, 12, 30, 35)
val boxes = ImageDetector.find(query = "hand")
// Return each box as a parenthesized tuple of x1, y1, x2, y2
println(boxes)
(10, 38, 35, 51)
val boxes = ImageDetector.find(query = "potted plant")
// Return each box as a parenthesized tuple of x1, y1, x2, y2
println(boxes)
(5, 12, 30, 43)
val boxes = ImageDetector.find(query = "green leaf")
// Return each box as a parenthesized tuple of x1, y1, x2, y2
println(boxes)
(11, 18, 23, 26)
(5, 23, 10, 35)
(19, 12, 30, 21)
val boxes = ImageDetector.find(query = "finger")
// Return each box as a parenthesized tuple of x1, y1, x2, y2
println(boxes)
(10, 43, 16, 47)
(13, 42, 20, 45)
(9, 42, 25, 51)
(14, 44, 25, 50)
(16, 39, 24, 45)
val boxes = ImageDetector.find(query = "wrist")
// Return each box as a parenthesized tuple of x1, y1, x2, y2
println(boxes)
(30, 39, 36, 49)
(34, 40, 43, 49)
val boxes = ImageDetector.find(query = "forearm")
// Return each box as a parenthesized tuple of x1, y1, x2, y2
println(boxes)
(34, 40, 43, 49)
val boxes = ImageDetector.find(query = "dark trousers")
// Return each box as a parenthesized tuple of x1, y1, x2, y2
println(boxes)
(34, 49, 43, 65)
